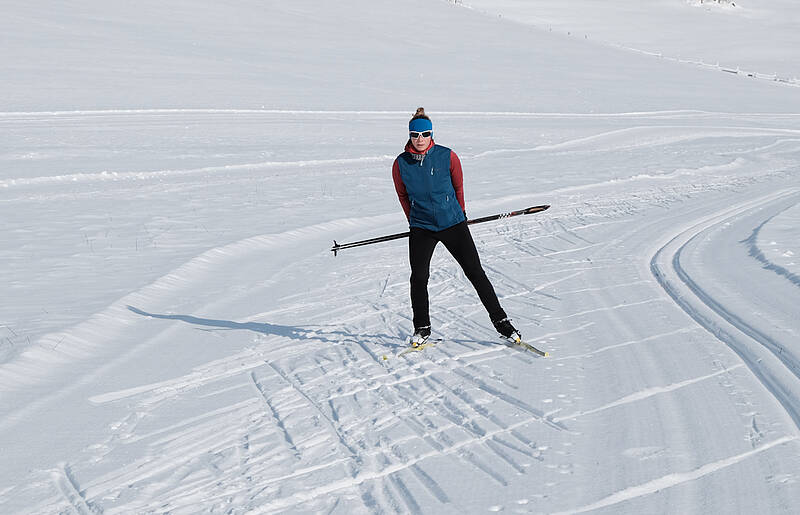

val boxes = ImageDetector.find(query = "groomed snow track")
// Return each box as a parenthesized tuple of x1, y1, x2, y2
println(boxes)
(650, 188, 800, 431)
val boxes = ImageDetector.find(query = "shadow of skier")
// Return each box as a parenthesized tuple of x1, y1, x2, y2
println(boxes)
(126, 305, 396, 346)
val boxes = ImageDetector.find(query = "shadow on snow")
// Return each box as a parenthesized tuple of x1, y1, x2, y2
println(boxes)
(126, 305, 400, 347)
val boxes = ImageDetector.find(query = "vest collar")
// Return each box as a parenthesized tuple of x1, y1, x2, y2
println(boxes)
(405, 139, 435, 155)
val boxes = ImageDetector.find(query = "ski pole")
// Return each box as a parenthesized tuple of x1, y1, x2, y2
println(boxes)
(331, 204, 550, 255)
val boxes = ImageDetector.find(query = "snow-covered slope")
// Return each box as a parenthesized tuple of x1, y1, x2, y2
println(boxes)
(2, 1, 800, 513)
(3, 0, 799, 112)
(461, 0, 800, 83)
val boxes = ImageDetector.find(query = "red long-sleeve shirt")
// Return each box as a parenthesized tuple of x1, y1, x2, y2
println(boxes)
(392, 140, 465, 220)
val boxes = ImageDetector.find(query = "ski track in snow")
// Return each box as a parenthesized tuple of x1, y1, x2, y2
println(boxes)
(3, 108, 800, 512)
(743, 207, 800, 288)
(7, 107, 800, 118)
(0, 155, 397, 189)
(556, 435, 799, 514)
(3, 110, 800, 191)
(52, 463, 101, 515)
(552, 364, 745, 423)
(650, 188, 800, 431)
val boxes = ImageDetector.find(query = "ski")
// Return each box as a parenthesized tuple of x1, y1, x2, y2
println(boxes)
(397, 338, 442, 357)
(396, 337, 548, 357)
(397, 342, 435, 356)
(505, 337, 549, 357)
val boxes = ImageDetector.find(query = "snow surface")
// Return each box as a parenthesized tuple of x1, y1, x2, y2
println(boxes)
(2, 0, 800, 513)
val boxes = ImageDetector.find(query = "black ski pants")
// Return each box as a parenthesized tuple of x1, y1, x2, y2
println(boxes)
(409, 221, 506, 329)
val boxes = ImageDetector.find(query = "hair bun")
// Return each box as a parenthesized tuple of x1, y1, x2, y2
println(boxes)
(410, 107, 430, 122)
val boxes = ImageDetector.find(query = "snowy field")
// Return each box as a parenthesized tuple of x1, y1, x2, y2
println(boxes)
(2, 1, 800, 513)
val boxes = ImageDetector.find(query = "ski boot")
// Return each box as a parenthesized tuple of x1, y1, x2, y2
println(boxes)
(493, 318, 521, 343)
(410, 326, 431, 348)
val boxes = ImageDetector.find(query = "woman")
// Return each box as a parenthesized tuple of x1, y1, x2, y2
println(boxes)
(392, 107, 520, 347)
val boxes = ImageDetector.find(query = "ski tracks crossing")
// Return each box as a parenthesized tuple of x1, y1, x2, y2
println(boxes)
(35, 186, 798, 513)
(4, 110, 800, 512)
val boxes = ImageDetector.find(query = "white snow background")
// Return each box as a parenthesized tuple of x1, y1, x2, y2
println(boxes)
(2, 0, 800, 513)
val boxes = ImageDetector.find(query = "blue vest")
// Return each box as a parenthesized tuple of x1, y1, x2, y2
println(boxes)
(397, 144, 466, 232)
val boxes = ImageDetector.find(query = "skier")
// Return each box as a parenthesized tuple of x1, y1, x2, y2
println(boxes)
(392, 107, 521, 347)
